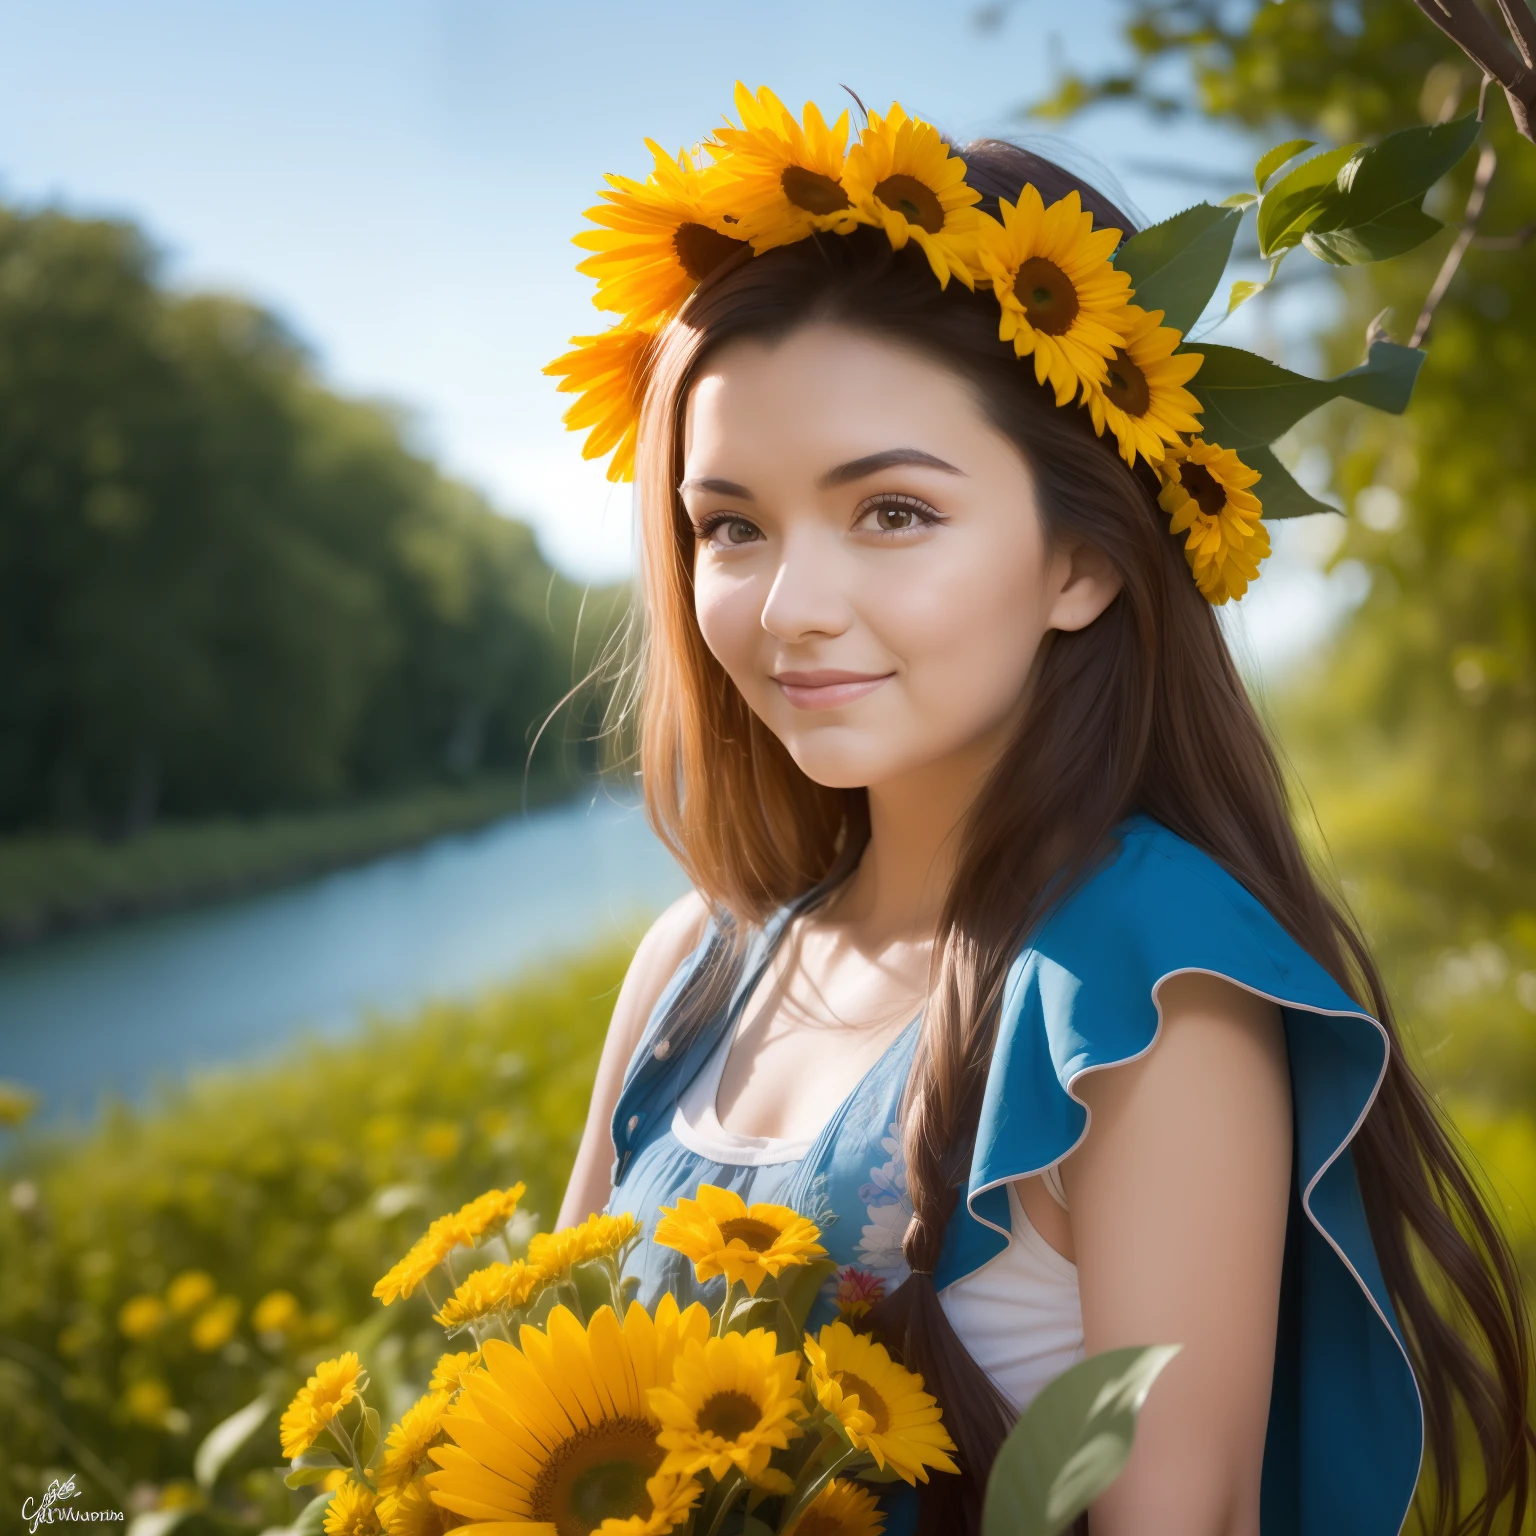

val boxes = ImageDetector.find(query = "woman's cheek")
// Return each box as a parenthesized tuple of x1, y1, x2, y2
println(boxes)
(694, 566, 763, 696)
(887, 559, 1044, 740)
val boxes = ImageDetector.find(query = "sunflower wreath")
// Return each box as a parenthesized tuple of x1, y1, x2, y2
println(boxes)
(547, 83, 1483, 605)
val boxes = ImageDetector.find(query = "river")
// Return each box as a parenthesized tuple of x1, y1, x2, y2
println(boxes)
(0, 791, 688, 1123)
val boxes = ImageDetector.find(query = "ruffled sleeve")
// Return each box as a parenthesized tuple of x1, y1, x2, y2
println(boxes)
(935, 815, 1423, 1536)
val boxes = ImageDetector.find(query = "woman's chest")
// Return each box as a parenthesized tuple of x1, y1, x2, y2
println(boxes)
(609, 1022, 921, 1317)
(714, 928, 929, 1142)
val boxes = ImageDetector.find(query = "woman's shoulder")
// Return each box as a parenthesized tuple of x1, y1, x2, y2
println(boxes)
(606, 891, 714, 1066)
(1022, 814, 1363, 1022)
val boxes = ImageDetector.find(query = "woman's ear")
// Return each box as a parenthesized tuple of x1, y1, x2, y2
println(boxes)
(1044, 536, 1124, 633)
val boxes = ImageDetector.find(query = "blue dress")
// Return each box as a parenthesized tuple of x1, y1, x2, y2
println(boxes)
(606, 816, 1424, 1535)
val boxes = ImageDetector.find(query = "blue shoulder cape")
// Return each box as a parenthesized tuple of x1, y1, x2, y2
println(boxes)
(935, 816, 1423, 1536)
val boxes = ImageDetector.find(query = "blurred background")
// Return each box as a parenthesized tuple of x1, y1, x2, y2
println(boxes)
(0, 0, 1531, 1528)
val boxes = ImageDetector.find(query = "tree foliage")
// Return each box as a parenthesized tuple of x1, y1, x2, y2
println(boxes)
(0, 206, 616, 835)
(1016, 0, 1536, 1284)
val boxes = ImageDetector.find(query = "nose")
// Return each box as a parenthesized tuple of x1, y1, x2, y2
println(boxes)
(758, 530, 852, 643)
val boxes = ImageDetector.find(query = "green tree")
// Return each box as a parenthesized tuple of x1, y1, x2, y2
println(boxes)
(1005, 0, 1536, 1273)
(0, 205, 613, 834)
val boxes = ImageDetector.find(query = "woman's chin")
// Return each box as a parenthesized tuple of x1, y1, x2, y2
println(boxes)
(784, 741, 908, 792)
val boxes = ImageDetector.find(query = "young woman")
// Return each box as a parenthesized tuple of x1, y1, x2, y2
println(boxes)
(553, 111, 1532, 1536)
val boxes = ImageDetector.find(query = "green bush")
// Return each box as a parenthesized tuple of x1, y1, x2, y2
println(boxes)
(0, 770, 570, 946)
(0, 943, 627, 1526)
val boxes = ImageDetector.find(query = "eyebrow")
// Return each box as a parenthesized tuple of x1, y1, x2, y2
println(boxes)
(818, 448, 966, 488)
(679, 448, 965, 502)
(677, 476, 755, 500)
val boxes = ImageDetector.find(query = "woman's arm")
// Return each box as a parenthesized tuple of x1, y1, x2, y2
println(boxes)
(1063, 970, 1292, 1536)
(555, 890, 710, 1229)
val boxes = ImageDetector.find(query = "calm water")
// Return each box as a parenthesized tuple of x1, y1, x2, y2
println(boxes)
(0, 791, 688, 1123)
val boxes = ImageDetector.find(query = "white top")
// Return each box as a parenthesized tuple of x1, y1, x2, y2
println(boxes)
(670, 1021, 1084, 1412)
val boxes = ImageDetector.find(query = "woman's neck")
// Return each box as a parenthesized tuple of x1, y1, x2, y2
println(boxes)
(832, 731, 1007, 941)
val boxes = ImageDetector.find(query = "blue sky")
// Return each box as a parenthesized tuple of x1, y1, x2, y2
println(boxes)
(0, 0, 1359, 671)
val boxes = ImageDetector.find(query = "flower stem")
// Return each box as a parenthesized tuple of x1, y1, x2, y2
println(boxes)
(777, 1446, 860, 1533)
(701, 1469, 745, 1536)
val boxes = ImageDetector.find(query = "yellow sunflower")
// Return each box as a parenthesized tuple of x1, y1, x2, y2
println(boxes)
(426, 1298, 709, 1534)
(709, 83, 860, 251)
(432, 1261, 548, 1333)
(654, 1184, 826, 1296)
(975, 185, 1133, 406)
(1157, 438, 1269, 604)
(323, 1481, 381, 1536)
(649, 1328, 805, 1482)
(577, 140, 749, 328)
(528, 1210, 644, 1276)
(379, 1391, 451, 1494)
(280, 1352, 364, 1460)
(802, 1323, 958, 1486)
(428, 1349, 483, 1396)
(376, 1480, 444, 1536)
(452, 1183, 527, 1247)
(544, 325, 656, 484)
(1084, 305, 1204, 467)
(787, 1479, 887, 1536)
(842, 104, 982, 289)
(595, 1471, 701, 1535)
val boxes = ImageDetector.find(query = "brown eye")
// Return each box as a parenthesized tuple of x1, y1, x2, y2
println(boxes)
(724, 518, 758, 544)
(856, 492, 941, 535)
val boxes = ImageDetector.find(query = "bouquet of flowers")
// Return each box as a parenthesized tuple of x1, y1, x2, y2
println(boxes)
(277, 1181, 1173, 1536)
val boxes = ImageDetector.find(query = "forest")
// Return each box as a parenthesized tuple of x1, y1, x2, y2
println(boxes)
(0, 206, 612, 839)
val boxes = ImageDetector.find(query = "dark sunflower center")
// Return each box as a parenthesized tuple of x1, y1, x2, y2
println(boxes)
(697, 1389, 764, 1441)
(1103, 348, 1151, 416)
(797, 1515, 844, 1536)
(838, 1371, 891, 1433)
(872, 174, 945, 233)
(717, 1217, 782, 1251)
(1014, 257, 1080, 335)
(782, 165, 851, 215)
(673, 222, 748, 282)
(1179, 460, 1228, 517)
(531, 1418, 663, 1536)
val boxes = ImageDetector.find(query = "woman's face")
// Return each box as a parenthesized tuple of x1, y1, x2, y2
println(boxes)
(681, 321, 1119, 794)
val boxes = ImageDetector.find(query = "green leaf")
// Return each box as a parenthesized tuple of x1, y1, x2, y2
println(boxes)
(294, 1490, 336, 1536)
(1244, 446, 1340, 519)
(1115, 203, 1244, 336)
(284, 1450, 345, 1490)
(194, 1393, 273, 1490)
(981, 1345, 1181, 1536)
(1227, 279, 1266, 314)
(357, 1403, 382, 1470)
(1256, 143, 1360, 258)
(1255, 138, 1316, 191)
(1303, 115, 1480, 266)
(1190, 339, 1425, 449)
(776, 1257, 840, 1337)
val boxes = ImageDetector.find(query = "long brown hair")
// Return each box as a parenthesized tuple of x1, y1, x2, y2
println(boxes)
(625, 140, 1533, 1535)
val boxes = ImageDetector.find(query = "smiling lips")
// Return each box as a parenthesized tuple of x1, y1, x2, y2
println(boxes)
(773, 669, 894, 711)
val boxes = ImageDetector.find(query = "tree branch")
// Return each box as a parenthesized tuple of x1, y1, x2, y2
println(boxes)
(1492, 0, 1536, 69)
(1409, 0, 1536, 142)
(1411, 140, 1499, 346)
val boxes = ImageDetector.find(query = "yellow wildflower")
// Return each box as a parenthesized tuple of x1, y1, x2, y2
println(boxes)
(279, 1352, 364, 1460)
(166, 1270, 215, 1315)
